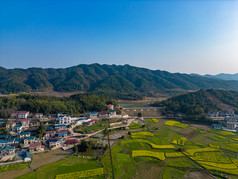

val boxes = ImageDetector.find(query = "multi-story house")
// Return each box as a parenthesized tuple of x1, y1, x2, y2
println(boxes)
(20, 132, 31, 139)
(49, 138, 63, 149)
(29, 142, 45, 153)
(89, 111, 98, 118)
(56, 115, 71, 125)
(0, 146, 15, 159)
(21, 119, 30, 128)
(43, 130, 56, 140)
(24, 136, 36, 145)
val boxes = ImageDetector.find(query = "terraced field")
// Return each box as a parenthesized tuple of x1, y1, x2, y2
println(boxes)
(9, 118, 238, 179)
(100, 119, 238, 178)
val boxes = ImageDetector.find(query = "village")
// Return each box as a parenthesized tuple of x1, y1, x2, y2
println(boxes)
(1, 102, 238, 168)
(0, 104, 133, 164)
(209, 110, 238, 131)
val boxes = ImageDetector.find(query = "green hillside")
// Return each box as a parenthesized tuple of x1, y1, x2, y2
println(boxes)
(154, 89, 238, 116)
(1, 64, 238, 99)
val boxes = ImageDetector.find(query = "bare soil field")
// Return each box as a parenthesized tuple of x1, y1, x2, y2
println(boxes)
(190, 124, 211, 131)
(0, 149, 72, 179)
(132, 165, 163, 179)
(30, 149, 72, 170)
(184, 170, 215, 179)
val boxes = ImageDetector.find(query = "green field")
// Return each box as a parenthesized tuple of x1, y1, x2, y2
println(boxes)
(100, 119, 238, 178)
(144, 118, 159, 125)
(16, 156, 104, 179)
(129, 122, 144, 129)
(0, 162, 30, 173)
(74, 120, 109, 133)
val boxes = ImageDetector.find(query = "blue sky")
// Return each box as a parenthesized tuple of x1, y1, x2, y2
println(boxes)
(0, 0, 238, 74)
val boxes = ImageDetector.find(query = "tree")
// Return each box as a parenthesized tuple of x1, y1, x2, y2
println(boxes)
(78, 140, 96, 152)
(138, 112, 142, 118)
(37, 123, 46, 138)
(73, 145, 79, 155)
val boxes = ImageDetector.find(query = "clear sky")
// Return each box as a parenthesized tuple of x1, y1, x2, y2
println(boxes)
(0, 0, 238, 75)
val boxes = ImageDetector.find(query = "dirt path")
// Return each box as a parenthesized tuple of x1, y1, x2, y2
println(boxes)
(30, 149, 72, 170)
(205, 91, 234, 110)
(184, 171, 215, 179)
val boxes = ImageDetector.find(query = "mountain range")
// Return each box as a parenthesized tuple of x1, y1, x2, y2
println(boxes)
(1, 64, 238, 99)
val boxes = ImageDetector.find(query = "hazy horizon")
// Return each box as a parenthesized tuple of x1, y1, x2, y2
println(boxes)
(1, 63, 238, 76)
(1, 0, 238, 75)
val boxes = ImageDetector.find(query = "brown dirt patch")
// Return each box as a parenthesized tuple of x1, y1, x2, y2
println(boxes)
(30, 149, 72, 170)
(151, 118, 167, 128)
(190, 124, 210, 131)
(178, 127, 198, 139)
(184, 170, 215, 179)
(132, 165, 163, 179)
(0, 167, 31, 179)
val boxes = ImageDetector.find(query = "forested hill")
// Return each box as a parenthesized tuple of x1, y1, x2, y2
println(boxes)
(153, 89, 238, 115)
(1, 64, 238, 98)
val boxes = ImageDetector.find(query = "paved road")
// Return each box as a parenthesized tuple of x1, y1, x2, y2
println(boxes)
(65, 118, 135, 144)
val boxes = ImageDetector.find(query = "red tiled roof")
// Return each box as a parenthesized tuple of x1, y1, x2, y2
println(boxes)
(108, 104, 113, 106)
(29, 142, 41, 147)
(57, 130, 68, 133)
(65, 139, 79, 145)
(17, 111, 30, 115)
(45, 131, 56, 134)
(21, 119, 30, 122)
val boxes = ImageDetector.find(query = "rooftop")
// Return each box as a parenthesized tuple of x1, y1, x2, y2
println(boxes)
(21, 132, 30, 135)
(24, 136, 35, 140)
(17, 111, 30, 115)
(0, 145, 15, 150)
(29, 142, 44, 148)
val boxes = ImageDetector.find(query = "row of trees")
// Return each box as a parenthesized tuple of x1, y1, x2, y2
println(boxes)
(0, 93, 117, 118)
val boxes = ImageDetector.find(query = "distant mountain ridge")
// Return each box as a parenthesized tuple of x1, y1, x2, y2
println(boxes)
(1, 64, 238, 98)
(191, 73, 238, 81)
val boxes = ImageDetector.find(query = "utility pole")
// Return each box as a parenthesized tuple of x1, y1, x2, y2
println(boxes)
(106, 119, 114, 179)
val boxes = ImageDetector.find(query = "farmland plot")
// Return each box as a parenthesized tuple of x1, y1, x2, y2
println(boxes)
(132, 150, 165, 161)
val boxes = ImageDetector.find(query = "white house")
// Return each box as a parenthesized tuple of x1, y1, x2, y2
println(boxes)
(17, 111, 30, 119)
(226, 121, 238, 130)
(56, 115, 72, 125)
(89, 111, 98, 118)
(211, 124, 223, 130)
(109, 110, 117, 117)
